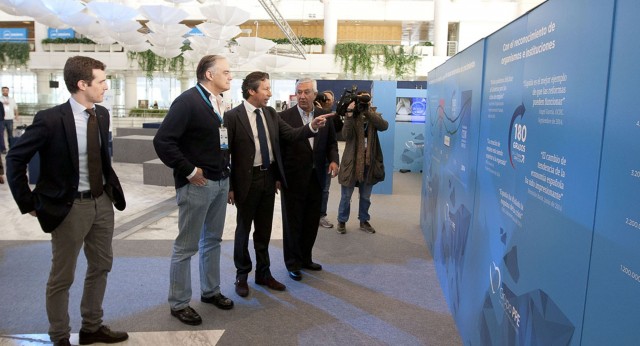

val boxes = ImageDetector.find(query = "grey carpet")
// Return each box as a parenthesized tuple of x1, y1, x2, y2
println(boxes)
(0, 172, 461, 345)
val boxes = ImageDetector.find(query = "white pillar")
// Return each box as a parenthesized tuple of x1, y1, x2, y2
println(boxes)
(180, 77, 190, 93)
(434, 0, 450, 57)
(321, 0, 338, 54)
(124, 72, 137, 111)
(35, 70, 53, 104)
(34, 23, 48, 52)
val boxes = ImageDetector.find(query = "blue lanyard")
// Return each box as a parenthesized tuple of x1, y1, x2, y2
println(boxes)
(195, 84, 223, 124)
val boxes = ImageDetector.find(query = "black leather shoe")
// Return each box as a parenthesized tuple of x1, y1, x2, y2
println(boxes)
(235, 278, 249, 297)
(54, 338, 71, 346)
(288, 270, 302, 281)
(79, 325, 128, 344)
(255, 276, 286, 291)
(201, 292, 234, 310)
(303, 262, 323, 271)
(170, 306, 202, 326)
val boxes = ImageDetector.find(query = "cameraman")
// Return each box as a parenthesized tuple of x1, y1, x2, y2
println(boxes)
(336, 91, 388, 234)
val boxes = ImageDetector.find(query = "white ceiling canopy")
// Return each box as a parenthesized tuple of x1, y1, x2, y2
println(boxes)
(235, 37, 276, 52)
(150, 46, 183, 59)
(107, 30, 147, 45)
(86, 1, 139, 23)
(147, 33, 186, 48)
(100, 20, 142, 33)
(139, 5, 189, 25)
(188, 36, 227, 53)
(196, 22, 241, 41)
(200, 4, 250, 26)
(40, 0, 84, 18)
(146, 22, 191, 37)
(61, 12, 97, 28)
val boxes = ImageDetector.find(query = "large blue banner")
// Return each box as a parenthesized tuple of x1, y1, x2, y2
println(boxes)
(473, 1, 613, 344)
(582, 0, 640, 344)
(422, 0, 617, 344)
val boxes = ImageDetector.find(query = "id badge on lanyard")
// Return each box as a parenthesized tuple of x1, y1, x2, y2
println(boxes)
(219, 126, 228, 150)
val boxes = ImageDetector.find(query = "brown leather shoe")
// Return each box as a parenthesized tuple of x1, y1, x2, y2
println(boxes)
(235, 278, 249, 297)
(79, 325, 128, 344)
(255, 276, 286, 291)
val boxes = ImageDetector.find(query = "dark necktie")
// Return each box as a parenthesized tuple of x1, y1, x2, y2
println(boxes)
(254, 108, 270, 169)
(86, 108, 104, 197)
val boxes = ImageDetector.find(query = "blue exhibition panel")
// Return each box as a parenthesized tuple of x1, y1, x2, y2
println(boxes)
(582, 0, 640, 343)
(420, 38, 485, 340)
(421, 0, 621, 344)
(370, 80, 396, 195)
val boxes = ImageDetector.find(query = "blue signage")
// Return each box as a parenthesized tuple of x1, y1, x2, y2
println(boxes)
(188, 27, 203, 36)
(47, 28, 75, 39)
(1, 28, 27, 42)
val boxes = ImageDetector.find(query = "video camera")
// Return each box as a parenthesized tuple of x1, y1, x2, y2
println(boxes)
(314, 92, 328, 105)
(335, 86, 371, 117)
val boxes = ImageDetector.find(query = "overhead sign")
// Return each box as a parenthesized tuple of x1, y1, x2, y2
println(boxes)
(47, 28, 75, 39)
(1, 28, 27, 42)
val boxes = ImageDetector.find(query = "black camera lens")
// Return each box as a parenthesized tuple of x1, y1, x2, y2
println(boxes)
(315, 93, 328, 104)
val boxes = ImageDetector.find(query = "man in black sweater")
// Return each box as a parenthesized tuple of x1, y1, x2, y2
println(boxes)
(153, 55, 234, 326)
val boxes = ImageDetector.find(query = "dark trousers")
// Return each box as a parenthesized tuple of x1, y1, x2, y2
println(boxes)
(233, 167, 276, 280)
(281, 170, 322, 271)
(47, 193, 114, 343)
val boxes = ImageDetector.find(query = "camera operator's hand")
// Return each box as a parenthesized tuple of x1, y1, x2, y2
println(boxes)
(314, 100, 322, 109)
(345, 101, 356, 117)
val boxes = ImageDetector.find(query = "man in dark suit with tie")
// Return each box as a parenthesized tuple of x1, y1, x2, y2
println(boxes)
(279, 78, 339, 281)
(224, 71, 330, 297)
(6, 56, 127, 346)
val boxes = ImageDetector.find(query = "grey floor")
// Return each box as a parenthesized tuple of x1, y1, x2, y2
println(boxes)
(0, 156, 461, 346)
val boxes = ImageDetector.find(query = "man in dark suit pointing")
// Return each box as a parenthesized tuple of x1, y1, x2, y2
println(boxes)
(279, 78, 339, 281)
(224, 71, 330, 297)
(6, 56, 127, 346)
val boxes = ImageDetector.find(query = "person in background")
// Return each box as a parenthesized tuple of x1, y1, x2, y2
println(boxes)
(281, 100, 288, 110)
(153, 55, 235, 326)
(336, 90, 388, 234)
(317, 90, 343, 228)
(1, 86, 19, 154)
(5, 56, 128, 346)
(224, 71, 329, 297)
(279, 78, 339, 281)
